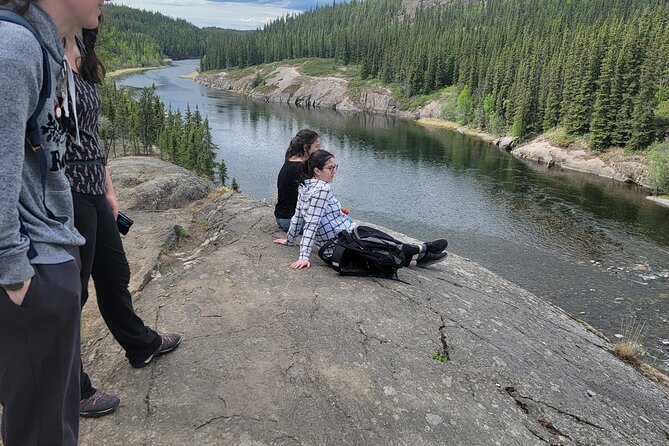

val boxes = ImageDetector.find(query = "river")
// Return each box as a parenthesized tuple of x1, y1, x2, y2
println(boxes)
(117, 59, 669, 372)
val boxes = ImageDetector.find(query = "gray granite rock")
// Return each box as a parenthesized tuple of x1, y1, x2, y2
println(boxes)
(77, 185, 669, 446)
(108, 156, 214, 211)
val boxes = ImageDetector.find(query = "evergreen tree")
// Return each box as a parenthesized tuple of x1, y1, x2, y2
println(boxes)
(218, 159, 229, 186)
(590, 40, 618, 151)
(192, 0, 669, 151)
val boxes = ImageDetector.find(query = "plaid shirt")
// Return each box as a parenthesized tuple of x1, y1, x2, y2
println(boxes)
(286, 179, 354, 260)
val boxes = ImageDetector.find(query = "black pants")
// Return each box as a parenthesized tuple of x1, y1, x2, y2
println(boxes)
(73, 192, 160, 398)
(0, 255, 81, 446)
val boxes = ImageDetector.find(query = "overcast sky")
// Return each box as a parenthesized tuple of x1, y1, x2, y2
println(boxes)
(110, 0, 320, 30)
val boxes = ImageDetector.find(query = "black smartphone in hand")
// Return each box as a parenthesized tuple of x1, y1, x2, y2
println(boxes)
(117, 211, 133, 235)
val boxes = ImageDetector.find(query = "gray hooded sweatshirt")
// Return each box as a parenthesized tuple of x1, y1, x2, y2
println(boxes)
(0, 4, 85, 286)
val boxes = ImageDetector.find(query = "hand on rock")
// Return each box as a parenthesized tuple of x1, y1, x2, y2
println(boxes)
(290, 259, 310, 269)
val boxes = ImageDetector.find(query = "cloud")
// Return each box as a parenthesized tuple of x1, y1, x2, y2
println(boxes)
(238, 16, 275, 23)
(110, 0, 303, 29)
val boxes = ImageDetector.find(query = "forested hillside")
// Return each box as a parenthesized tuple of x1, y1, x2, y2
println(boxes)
(98, 4, 206, 70)
(200, 0, 669, 152)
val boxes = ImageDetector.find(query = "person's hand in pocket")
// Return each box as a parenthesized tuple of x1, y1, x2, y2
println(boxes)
(5, 278, 31, 306)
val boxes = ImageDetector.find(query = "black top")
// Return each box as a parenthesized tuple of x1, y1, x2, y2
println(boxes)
(274, 160, 302, 218)
(65, 63, 105, 195)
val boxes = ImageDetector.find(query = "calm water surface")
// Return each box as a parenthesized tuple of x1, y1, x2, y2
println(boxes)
(118, 60, 669, 371)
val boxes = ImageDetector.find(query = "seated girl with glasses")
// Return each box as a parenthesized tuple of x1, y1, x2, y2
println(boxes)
(273, 150, 447, 270)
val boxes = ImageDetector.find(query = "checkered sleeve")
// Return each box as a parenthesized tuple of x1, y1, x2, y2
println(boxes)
(298, 187, 330, 260)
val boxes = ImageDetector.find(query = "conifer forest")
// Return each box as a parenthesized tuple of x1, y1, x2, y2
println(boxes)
(200, 0, 669, 152)
(100, 0, 669, 187)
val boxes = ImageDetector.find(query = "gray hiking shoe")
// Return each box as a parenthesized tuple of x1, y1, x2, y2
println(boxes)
(80, 389, 120, 418)
(130, 334, 182, 369)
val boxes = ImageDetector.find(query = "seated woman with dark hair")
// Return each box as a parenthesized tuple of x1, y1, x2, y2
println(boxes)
(274, 129, 321, 231)
(273, 150, 447, 269)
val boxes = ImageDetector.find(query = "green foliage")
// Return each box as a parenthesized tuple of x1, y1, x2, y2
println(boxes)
(299, 58, 342, 77)
(251, 71, 265, 88)
(175, 225, 189, 239)
(217, 159, 229, 186)
(456, 85, 474, 125)
(97, 25, 163, 72)
(544, 127, 577, 148)
(483, 94, 505, 135)
(655, 100, 669, 123)
(199, 0, 669, 151)
(231, 177, 240, 193)
(284, 82, 302, 94)
(432, 352, 447, 363)
(439, 85, 460, 122)
(255, 84, 278, 94)
(387, 86, 453, 111)
(103, 4, 205, 65)
(100, 81, 219, 180)
(648, 141, 669, 192)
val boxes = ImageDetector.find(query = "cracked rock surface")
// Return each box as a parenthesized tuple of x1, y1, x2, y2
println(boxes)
(72, 161, 669, 445)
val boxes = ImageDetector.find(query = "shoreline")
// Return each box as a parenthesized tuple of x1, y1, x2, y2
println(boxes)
(107, 63, 168, 78)
(193, 65, 669, 210)
(417, 118, 669, 209)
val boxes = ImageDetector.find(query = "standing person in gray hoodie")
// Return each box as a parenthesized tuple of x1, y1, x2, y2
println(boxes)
(0, 0, 103, 444)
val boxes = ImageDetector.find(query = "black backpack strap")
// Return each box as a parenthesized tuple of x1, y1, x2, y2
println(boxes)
(318, 239, 337, 265)
(1, 10, 63, 260)
(330, 231, 358, 272)
(329, 243, 347, 273)
(318, 231, 356, 272)
(0, 10, 51, 152)
(355, 225, 403, 245)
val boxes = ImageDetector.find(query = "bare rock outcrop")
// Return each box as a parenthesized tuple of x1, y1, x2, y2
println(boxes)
(78, 156, 669, 445)
(495, 136, 519, 152)
(197, 67, 410, 117)
(512, 140, 651, 187)
(109, 156, 215, 211)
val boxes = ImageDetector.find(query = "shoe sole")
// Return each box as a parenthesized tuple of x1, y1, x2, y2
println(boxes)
(416, 252, 448, 268)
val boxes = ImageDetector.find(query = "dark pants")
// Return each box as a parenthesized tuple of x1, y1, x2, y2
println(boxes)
(73, 192, 160, 399)
(0, 255, 81, 446)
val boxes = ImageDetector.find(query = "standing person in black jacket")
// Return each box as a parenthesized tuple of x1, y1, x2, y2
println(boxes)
(63, 24, 181, 418)
(274, 129, 321, 231)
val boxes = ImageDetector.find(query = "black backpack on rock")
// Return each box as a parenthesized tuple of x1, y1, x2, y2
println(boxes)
(318, 226, 406, 279)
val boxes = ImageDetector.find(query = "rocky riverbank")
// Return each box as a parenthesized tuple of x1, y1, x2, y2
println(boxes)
(71, 156, 669, 445)
(196, 66, 414, 118)
(196, 66, 667, 205)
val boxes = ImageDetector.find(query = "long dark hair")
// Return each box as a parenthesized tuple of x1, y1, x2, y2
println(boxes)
(0, 0, 32, 14)
(300, 149, 333, 184)
(78, 26, 106, 84)
(285, 129, 319, 161)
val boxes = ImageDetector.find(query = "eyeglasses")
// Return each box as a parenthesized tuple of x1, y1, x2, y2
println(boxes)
(324, 164, 339, 172)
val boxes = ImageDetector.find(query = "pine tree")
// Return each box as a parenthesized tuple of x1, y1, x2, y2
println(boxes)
(628, 46, 660, 151)
(218, 159, 229, 186)
(590, 39, 618, 151)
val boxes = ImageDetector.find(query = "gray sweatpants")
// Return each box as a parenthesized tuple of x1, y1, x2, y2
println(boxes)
(0, 252, 81, 446)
